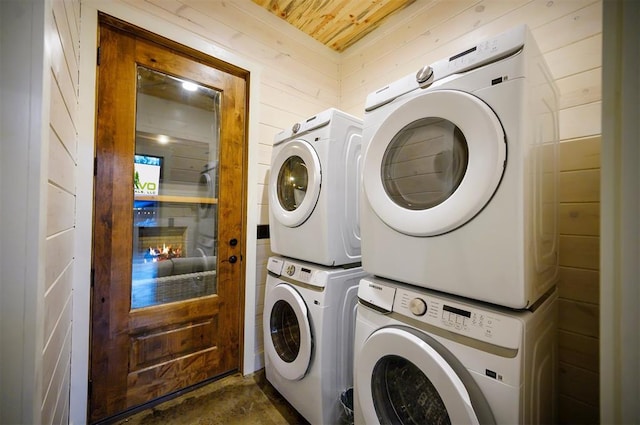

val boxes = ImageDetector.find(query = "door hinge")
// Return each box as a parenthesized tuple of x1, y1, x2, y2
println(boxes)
(96, 46, 101, 66)
(93, 157, 97, 176)
(90, 267, 95, 288)
(88, 379, 92, 398)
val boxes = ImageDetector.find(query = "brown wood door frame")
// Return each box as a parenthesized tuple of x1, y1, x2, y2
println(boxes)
(89, 14, 249, 423)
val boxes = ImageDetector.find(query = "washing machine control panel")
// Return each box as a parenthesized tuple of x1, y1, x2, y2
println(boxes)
(394, 287, 522, 349)
(267, 257, 285, 275)
(408, 298, 428, 316)
(268, 257, 328, 288)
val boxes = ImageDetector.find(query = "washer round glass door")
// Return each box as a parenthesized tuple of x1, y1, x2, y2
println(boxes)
(356, 327, 494, 425)
(269, 140, 321, 228)
(264, 282, 312, 380)
(363, 89, 506, 236)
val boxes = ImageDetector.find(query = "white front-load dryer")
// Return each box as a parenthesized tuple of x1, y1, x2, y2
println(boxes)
(360, 25, 559, 308)
(354, 276, 558, 425)
(269, 108, 363, 266)
(263, 256, 368, 424)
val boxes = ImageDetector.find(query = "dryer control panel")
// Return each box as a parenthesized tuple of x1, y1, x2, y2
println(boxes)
(393, 286, 523, 349)
(365, 24, 527, 112)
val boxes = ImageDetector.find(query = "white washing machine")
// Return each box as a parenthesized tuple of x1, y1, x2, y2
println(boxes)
(354, 276, 557, 425)
(360, 25, 558, 309)
(263, 256, 368, 424)
(269, 108, 363, 266)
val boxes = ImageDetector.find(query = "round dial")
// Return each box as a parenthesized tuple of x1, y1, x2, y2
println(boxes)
(286, 265, 296, 276)
(409, 298, 427, 316)
(416, 65, 434, 85)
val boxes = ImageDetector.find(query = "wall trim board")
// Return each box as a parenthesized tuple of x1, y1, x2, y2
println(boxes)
(600, 1, 640, 423)
(0, 0, 56, 423)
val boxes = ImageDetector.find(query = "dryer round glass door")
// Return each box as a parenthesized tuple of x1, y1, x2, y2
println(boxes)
(264, 283, 312, 380)
(269, 140, 321, 227)
(356, 327, 495, 425)
(363, 89, 506, 236)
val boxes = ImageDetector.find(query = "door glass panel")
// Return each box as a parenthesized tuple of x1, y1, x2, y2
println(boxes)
(270, 300, 301, 362)
(382, 118, 468, 210)
(372, 355, 451, 425)
(277, 156, 308, 211)
(131, 66, 220, 309)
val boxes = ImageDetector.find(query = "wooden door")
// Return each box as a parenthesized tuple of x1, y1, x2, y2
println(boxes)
(89, 16, 247, 423)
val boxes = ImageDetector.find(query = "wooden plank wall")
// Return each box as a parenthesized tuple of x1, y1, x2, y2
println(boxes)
(558, 136, 600, 422)
(42, 0, 80, 423)
(339, 1, 602, 423)
(251, 0, 416, 52)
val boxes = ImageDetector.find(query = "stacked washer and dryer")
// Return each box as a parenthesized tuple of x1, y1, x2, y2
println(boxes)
(354, 25, 560, 424)
(263, 108, 368, 424)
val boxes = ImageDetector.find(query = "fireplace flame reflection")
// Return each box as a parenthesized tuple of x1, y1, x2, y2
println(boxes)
(144, 244, 182, 262)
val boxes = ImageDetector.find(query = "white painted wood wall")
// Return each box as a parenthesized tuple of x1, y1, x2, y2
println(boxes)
(44, 0, 80, 423)
(1, 0, 79, 423)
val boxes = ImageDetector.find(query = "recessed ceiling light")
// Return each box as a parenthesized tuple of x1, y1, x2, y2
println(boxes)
(182, 81, 198, 92)
(157, 135, 170, 144)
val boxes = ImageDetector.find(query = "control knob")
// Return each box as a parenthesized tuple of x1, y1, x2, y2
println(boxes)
(285, 264, 296, 276)
(416, 65, 434, 86)
(409, 298, 427, 316)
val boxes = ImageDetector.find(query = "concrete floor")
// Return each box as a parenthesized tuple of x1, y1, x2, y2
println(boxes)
(115, 370, 309, 425)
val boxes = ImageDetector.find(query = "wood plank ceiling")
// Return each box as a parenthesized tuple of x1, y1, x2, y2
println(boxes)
(252, 0, 416, 52)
